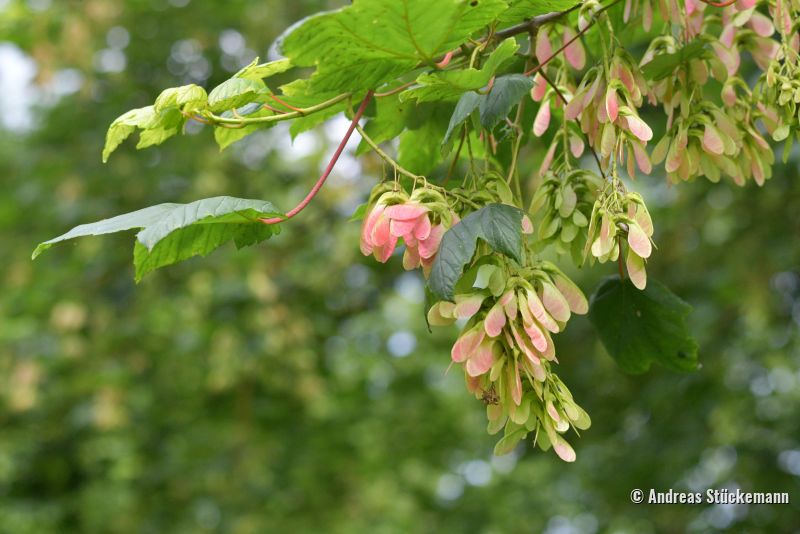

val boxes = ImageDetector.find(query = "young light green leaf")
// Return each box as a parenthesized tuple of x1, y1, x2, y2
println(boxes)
(208, 78, 268, 112)
(234, 57, 293, 81)
(154, 84, 208, 114)
(33, 197, 282, 281)
(429, 203, 524, 300)
(588, 276, 699, 374)
(102, 106, 158, 162)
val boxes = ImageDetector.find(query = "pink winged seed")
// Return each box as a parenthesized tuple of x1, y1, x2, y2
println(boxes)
(501, 289, 518, 320)
(484, 303, 507, 338)
(454, 293, 486, 319)
(526, 290, 560, 333)
(553, 437, 577, 463)
(702, 125, 725, 155)
(372, 234, 398, 263)
(360, 204, 385, 254)
(451, 327, 485, 363)
(625, 115, 653, 142)
(540, 282, 571, 323)
(531, 73, 547, 102)
(418, 224, 444, 259)
(389, 218, 419, 238)
(605, 87, 619, 123)
(412, 215, 432, 240)
(553, 276, 588, 314)
(563, 27, 586, 70)
(402, 246, 421, 270)
(523, 320, 549, 353)
(535, 29, 553, 66)
(626, 248, 647, 290)
(465, 340, 494, 377)
(627, 223, 652, 258)
(521, 214, 534, 235)
(533, 101, 551, 137)
(508, 320, 542, 365)
(384, 203, 428, 220)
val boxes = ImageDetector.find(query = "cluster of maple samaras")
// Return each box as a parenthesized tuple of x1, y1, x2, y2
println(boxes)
(757, 0, 800, 144)
(427, 263, 591, 461)
(587, 190, 655, 289)
(358, 185, 589, 460)
(530, 0, 797, 186)
(530, 168, 604, 264)
(359, 188, 458, 276)
(532, 38, 654, 180)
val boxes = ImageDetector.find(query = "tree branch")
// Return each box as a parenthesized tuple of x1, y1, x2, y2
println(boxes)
(206, 92, 352, 126)
(259, 91, 374, 225)
(493, 4, 582, 41)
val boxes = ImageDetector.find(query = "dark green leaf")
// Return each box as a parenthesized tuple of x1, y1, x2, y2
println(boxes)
(479, 74, 533, 128)
(33, 197, 282, 281)
(588, 276, 699, 374)
(443, 91, 482, 145)
(429, 203, 524, 300)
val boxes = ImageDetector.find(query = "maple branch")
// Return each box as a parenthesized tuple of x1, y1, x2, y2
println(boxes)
(521, 0, 622, 77)
(259, 91, 374, 225)
(354, 123, 422, 182)
(434, 3, 583, 65)
(374, 81, 415, 98)
(355, 122, 481, 208)
(206, 92, 351, 126)
(493, 3, 582, 40)
(267, 94, 306, 113)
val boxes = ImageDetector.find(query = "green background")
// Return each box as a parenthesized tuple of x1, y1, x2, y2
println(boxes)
(1, 0, 798, 532)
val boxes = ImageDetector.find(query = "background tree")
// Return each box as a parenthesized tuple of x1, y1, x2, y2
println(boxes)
(1, 0, 799, 532)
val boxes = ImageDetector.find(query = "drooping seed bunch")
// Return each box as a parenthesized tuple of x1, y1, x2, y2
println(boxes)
(565, 49, 653, 174)
(360, 187, 458, 277)
(649, 97, 773, 185)
(427, 261, 591, 461)
(358, 179, 591, 461)
(755, 0, 800, 149)
(586, 182, 654, 290)
(530, 169, 603, 265)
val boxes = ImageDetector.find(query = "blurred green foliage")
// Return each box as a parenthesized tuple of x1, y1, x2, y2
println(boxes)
(1, 1, 799, 532)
